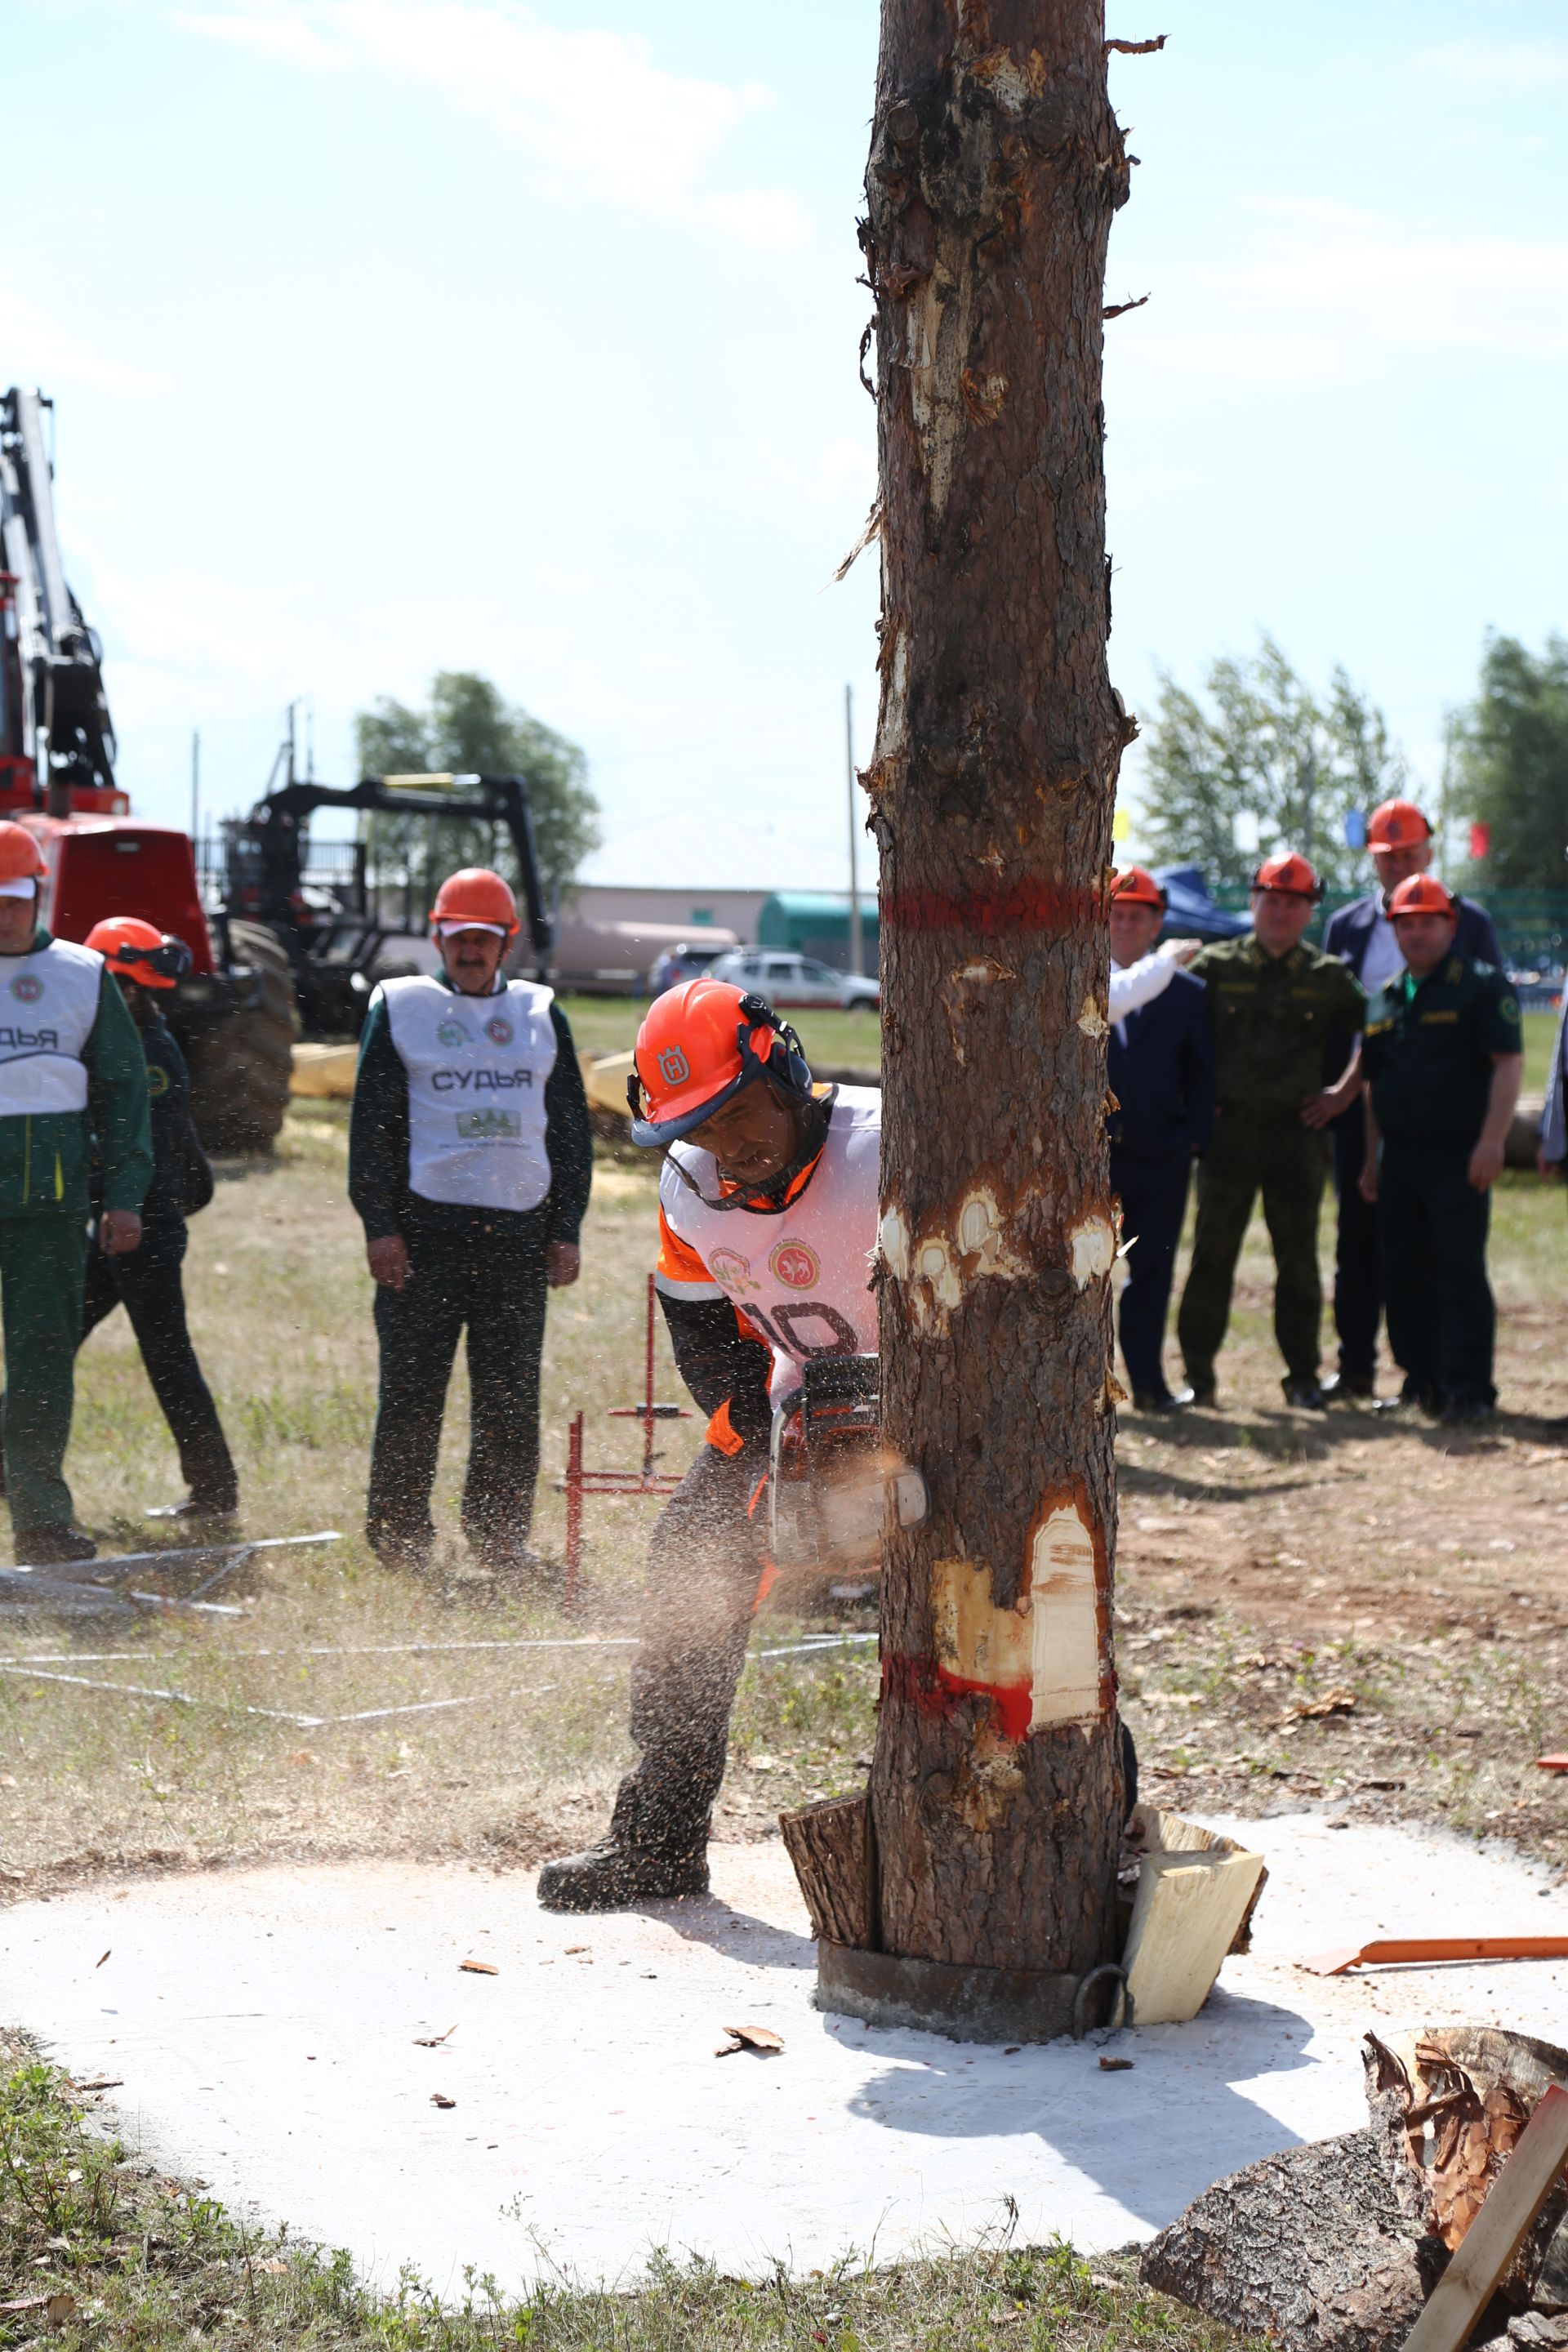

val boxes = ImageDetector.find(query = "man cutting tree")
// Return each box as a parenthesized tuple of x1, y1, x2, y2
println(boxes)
(539, 954, 1175, 1912)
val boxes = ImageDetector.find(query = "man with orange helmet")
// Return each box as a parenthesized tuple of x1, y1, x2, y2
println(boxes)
(1176, 852, 1367, 1409)
(78, 918, 237, 1521)
(348, 867, 591, 1581)
(0, 822, 151, 1564)
(1359, 874, 1521, 1423)
(1321, 798, 1500, 1400)
(538, 977, 880, 1909)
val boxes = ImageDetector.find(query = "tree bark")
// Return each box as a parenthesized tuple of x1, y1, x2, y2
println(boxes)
(861, 0, 1134, 1976)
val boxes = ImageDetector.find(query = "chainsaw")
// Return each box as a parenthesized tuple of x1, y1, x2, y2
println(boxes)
(766, 1355, 928, 1575)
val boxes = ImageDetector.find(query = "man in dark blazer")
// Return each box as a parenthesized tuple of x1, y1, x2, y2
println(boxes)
(1107, 867, 1216, 1411)
(1321, 797, 1500, 1398)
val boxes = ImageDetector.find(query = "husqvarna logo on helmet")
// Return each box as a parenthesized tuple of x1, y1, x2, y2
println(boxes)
(657, 1046, 690, 1086)
(10, 976, 41, 1004)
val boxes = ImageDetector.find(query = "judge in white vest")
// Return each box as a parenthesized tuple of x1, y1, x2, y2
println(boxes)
(349, 866, 592, 1580)
(0, 822, 153, 1566)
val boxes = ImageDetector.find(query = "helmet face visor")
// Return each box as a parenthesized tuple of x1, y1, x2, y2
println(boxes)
(114, 937, 192, 986)
(628, 1058, 757, 1148)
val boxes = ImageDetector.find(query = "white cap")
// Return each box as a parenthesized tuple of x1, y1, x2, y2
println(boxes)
(0, 877, 38, 901)
(434, 919, 506, 938)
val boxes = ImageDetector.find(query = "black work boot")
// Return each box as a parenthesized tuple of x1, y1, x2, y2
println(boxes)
(537, 1841, 710, 1913)
(15, 1525, 98, 1567)
(145, 1495, 238, 1526)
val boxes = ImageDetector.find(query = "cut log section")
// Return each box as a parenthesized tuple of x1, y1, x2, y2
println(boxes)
(1120, 1805, 1266, 2025)
(780, 1793, 879, 1952)
(1141, 2127, 1442, 2352)
(1399, 2087, 1568, 2352)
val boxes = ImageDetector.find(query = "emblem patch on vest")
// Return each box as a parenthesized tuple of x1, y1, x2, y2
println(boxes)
(485, 1015, 514, 1045)
(657, 1045, 689, 1085)
(457, 1108, 521, 1141)
(709, 1247, 758, 1295)
(770, 1240, 820, 1290)
(10, 975, 42, 1004)
(436, 1018, 466, 1048)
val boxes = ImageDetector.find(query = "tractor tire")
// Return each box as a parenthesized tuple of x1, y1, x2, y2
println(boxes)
(187, 921, 300, 1156)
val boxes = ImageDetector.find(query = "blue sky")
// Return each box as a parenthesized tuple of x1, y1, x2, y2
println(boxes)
(6, 0, 1566, 886)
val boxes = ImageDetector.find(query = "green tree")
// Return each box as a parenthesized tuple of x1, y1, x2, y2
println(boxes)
(353, 670, 600, 906)
(1138, 636, 1407, 893)
(1450, 633, 1568, 889)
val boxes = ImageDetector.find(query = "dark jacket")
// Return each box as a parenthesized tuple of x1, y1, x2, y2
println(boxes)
(1107, 966, 1215, 1160)
(349, 976, 593, 1246)
(90, 1012, 211, 1232)
(1324, 890, 1500, 981)
(1362, 956, 1523, 1146)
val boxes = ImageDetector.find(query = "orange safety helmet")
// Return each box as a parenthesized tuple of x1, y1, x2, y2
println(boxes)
(1109, 865, 1167, 911)
(628, 978, 812, 1149)
(1368, 798, 1432, 850)
(1387, 873, 1457, 920)
(0, 821, 47, 889)
(84, 915, 192, 988)
(1252, 851, 1322, 901)
(430, 867, 519, 938)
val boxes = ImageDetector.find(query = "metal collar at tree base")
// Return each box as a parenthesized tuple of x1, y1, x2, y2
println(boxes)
(815, 1941, 1131, 2046)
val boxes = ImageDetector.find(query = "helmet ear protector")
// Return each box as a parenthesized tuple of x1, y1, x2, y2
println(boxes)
(626, 992, 813, 1134)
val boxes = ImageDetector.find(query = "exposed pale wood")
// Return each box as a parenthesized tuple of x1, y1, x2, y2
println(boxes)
(1400, 2087, 1568, 2352)
(781, 1795, 877, 1950)
(1121, 1845, 1266, 2025)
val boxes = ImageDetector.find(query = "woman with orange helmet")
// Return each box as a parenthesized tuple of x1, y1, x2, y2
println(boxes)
(73, 918, 237, 1521)
(0, 825, 152, 1565)
(347, 866, 592, 1582)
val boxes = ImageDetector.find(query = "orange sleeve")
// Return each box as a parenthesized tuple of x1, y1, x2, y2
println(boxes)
(655, 1205, 721, 1298)
(705, 1399, 746, 1457)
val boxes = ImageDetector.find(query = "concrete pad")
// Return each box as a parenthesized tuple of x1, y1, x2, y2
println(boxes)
(2, 1816, 1566, 2295)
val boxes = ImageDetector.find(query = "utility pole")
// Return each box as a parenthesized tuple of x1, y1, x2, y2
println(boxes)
(845, 683, 864, 977)
(189, 730, 200, 846)
(799, 0, 1138, 2038)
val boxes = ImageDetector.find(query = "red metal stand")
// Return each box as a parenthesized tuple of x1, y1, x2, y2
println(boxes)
(558, 1275, 689, 1612)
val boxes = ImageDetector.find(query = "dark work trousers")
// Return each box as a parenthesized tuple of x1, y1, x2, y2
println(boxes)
(366, 1215, 549, 1564)
(1377, 1140, 1496, 1409)
(1110, 1147, 1192, 1399)
(81, 1220, 238, 1511)
(608, 1443, 766, 1862)
(1331, 1108, 1382, 1382)
(1178, 1115, 1330, 1391)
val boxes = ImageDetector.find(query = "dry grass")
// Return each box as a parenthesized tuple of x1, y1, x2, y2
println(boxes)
(2, 1079, 1565, 1897)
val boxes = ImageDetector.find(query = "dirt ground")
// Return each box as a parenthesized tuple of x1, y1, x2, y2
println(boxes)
(1, 1089, 1565, 1902)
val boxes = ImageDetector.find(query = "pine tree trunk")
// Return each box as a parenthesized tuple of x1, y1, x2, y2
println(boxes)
(860, 0, 1134, 1994)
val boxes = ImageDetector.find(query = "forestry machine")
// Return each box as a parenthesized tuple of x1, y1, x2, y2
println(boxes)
(2, 383, 554, 1146)
(2, 383, 297, 1149)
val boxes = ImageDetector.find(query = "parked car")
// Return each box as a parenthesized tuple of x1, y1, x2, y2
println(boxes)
(647, 939, 735, 994)
(708, 949, 880, 1012)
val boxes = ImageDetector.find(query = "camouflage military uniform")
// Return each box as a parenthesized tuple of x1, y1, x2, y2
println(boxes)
(1177, 934, 1365, 1396)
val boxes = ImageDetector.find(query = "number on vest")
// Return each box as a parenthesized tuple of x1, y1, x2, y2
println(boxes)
(749, 1301, 861, 1358)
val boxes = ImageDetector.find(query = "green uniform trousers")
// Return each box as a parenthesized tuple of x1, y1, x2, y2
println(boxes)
(1378, 1139, 1494, 1408)
(0, 1217, 89, 1536)
(1178, 1116, 1329, 1390)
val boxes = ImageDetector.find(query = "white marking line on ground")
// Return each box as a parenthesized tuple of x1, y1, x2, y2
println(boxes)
(0, 1632, 875, 1670)
(0, 1666, 490, 1730)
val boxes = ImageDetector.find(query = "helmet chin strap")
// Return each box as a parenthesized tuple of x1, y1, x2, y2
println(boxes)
(664, 1083, 836, 1215)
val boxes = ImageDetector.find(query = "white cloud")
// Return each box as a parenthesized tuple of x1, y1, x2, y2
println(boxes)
(171, 0, 810, 247)
(0, 283, 171, 395)
(1120, 212, 1568, 387)
(1414, 38, 1568, 96)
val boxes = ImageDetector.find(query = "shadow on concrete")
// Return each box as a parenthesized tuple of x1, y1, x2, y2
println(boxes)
(832, 1983, 1323, 2230)
(634, 1891, 816, 1972)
